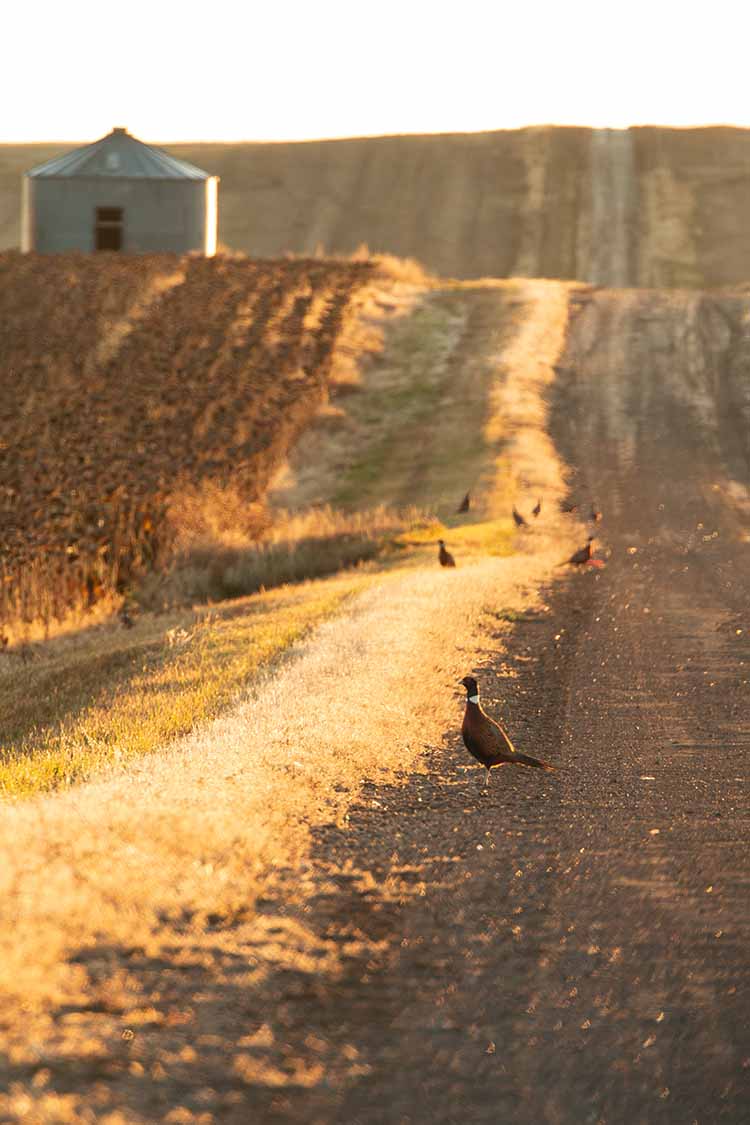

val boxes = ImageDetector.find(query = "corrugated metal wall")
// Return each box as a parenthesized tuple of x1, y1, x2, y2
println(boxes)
(24, 176, 218, 255)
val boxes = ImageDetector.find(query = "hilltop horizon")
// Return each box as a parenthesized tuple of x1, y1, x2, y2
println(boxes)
(4, 120, 750, 146)
(3, 126, 749, 287)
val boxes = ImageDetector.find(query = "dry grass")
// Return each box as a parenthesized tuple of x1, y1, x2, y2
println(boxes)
(397, 516, 515, 559)
(371, 250, 434, 287)
(0, 575, 364, 799)
(0, 501, 436, 801)
(269, 280, 530, 523)
(147, 500, 431, 608)
(485, 279, 579, 506)
(297, 242, 433, 288)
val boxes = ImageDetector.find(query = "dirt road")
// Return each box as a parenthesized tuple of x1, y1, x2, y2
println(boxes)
(589, 130, 636, 286)
(229, 289, 750, 1122)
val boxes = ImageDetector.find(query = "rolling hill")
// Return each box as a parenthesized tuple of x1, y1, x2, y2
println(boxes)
(2, 126, 750, 285)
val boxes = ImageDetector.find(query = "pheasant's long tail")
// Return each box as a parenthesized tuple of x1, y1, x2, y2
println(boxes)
(514, 753, 556, 771)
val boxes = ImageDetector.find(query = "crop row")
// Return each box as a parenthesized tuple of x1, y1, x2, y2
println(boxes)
(0, 253, 373, 628)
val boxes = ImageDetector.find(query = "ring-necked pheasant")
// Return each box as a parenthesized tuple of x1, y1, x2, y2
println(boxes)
(561, 535, 595, 566)
(456, 491, 471, 514)
(438, 539, 456, 567)
(460, 676, 555, 786)
(512, 506, 528, 528)
(119, 605, 136, 629)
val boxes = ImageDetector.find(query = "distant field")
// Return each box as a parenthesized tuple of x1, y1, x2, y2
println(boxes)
(3, 127, 750, 284)
(0, 252, 372, 629)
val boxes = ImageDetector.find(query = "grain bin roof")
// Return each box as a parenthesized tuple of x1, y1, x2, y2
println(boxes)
(26, 127, 212, 181)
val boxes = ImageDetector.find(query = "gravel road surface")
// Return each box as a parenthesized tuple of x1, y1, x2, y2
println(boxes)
(245, 287, 750, 1123)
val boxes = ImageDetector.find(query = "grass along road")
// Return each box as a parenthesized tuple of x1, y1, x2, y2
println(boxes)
(0, 577, 364, 798)
(270, 278, 578, 523)
(0, 277, 572, 801)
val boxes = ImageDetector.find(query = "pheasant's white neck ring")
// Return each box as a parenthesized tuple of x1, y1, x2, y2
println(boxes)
(468, 694, 480, 704)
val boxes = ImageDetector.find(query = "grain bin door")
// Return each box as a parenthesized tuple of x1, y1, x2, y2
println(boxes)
(95, 206, 124, 251)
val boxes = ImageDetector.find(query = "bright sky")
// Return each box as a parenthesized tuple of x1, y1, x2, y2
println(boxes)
(3, 0, 749, 143)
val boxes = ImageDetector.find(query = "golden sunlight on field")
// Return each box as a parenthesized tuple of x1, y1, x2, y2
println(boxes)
(0, 286, 582, 1121)
(0, 228, 747, 1120)
(1, 6, 748, 1115)
(0, 254, 372, 633)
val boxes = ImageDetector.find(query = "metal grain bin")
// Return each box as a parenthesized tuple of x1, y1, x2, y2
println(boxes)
(21, 127, 218, 255)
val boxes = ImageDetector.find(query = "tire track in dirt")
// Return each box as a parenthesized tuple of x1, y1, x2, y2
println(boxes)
(528, 288, 750, 1121)
(588, 129, 637, 286)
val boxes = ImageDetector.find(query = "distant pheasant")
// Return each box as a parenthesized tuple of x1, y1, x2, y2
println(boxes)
(590, 504, 602, 523)
(438, 539, 456, 567)
(512, 506, 528, 528)
(561, 536, 595, 566)
(532, 498, 542, 518)
(119, 606, 136, 629)
(456, 491, 471, 514)
(460, 676, 555, 786)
